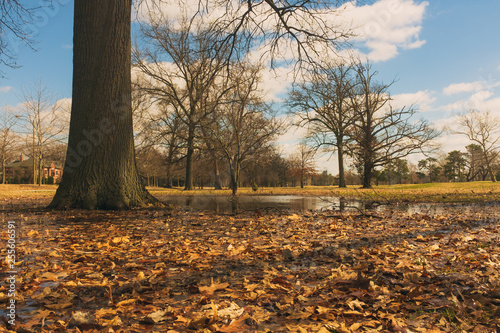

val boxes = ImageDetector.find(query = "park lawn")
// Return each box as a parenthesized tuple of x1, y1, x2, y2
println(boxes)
(0, 184, 58, 198)
(148, 181, 500, 203)
(1, 182, 500, 203)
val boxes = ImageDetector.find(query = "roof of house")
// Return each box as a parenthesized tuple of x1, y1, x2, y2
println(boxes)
(5, 158, 62, 169)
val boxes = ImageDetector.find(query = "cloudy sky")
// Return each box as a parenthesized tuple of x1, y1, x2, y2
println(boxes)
(1, 0, 499, 174)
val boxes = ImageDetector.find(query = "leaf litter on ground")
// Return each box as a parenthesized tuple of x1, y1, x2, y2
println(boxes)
(0, 203, 499, 332)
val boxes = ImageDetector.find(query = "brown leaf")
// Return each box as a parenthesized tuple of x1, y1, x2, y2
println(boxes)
(199, 282, 230, 295)
(44, 302, 73, 310)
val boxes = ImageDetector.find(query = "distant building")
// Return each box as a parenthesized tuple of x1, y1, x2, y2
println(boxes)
(4, 155, 63, 184)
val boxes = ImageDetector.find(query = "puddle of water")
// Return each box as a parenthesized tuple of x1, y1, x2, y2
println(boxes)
(157, 195, 500, 214)
(158, 195, 360, 213)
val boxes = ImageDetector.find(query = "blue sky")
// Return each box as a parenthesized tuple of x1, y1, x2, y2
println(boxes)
(1, 0, 499, 173)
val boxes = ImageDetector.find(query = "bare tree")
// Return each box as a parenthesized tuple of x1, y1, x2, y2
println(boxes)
(18, 80, 68, 185)
(0, 108, 19, 183)
(453, 110, 499, 182)
(207, 62, 283, 195)
(137, 0, 354, 70)
(0, 1, 55, 74)
(289, 143, 316, 188)
(289, 60, 356, 187)
(349, 61, 440, 188)
(133, 10, 235, 190)
(134, 95, 187, 188)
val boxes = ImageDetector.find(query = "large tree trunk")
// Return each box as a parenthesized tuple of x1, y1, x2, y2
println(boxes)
(229, 158, 239, 195)
(38, 150, 43, 186)
(213, 158, 222, 190)
(1, 157, 5, 184)
(362, 160, 373, 188)
(165, 166, 173, 188)
(49, 0, 156, 210)
(184, 145, 194, 190)
(184, 123, 195, 190)
(32, 137, 36, 185)
(337, 143, 346, 188)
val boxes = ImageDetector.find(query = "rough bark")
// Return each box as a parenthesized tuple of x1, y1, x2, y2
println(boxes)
(49, 0, 157, 210)
(337, 141, 346, 188)
(38, 154, 42, 186)
(213, 159, 222, 190)
(229, 157, 239, 195)
(1, 159, 5, 184)
(184, 131, 195, 190)
(362, 159, 373, 189)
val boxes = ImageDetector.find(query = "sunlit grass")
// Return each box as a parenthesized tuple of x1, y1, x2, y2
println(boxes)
(149, 181, 500, 203)
(0, 184, 58, 197)
(1, 182, 499, 203)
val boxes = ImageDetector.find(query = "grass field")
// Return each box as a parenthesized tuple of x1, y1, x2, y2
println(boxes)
(149, 181, 500, 203)
(1, 181, 499, 203)
(0, 184, 58, 197)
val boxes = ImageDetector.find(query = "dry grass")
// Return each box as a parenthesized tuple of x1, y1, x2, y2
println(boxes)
(0, 184, 58, 197)
(1, 182, 499, 203)
(149, 181, 500, 203)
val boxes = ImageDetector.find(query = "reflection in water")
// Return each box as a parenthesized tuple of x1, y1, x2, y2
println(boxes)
(157, 195, 500, 215)
(160, 195, 371, 213)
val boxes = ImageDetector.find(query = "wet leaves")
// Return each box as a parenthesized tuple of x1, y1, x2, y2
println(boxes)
(0, 204, 499, 332)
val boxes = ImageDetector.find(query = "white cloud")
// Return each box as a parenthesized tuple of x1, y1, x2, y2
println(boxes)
(405, 39, 426, 49)
(341, 0, 428, 62)
(442, 99, 467, 112)
(443, 81, 483, 95)
(276, 115, 308, 147)
(365, 41, 399, 61)
(259, 67, 294, 102)
(442, 89, 500, 114)
(436, 133, 469, 153)
(391, 90, 435, 111)
(0, 86, 12, 93)
(470, 90, 494, 102)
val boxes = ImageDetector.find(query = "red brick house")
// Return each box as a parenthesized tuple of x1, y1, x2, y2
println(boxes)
(4, 155, 63, 184)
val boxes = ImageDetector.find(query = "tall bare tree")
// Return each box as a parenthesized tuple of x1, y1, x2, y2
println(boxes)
(289, 60, 356, 187)
(289, 143, 316, 188)
(453, 110, 499, 182)
(207, 62, 283, 195)
(18, 80, 67, 185)
(133, 11, 234, 190)
(134, 95, 186, 188)
(0, 108, 19, 183)
(349, 61, 440, 188)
